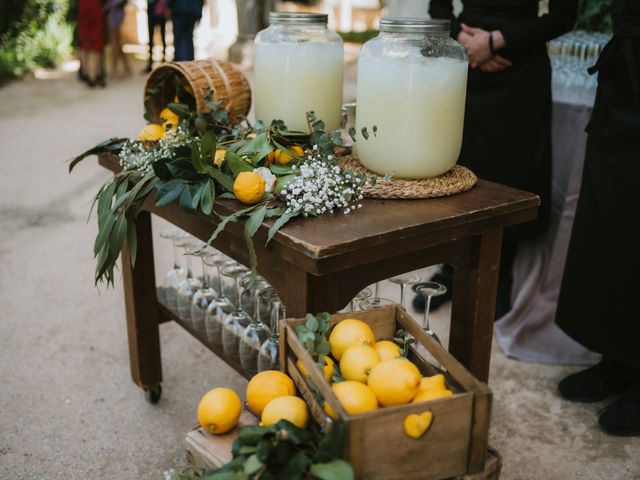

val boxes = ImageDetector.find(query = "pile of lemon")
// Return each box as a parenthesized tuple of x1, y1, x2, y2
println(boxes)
(197, 370, 309, 435)
(307, 318, 453, 419)
(196, 318, 452, 437)
(139, 107, 180, 142)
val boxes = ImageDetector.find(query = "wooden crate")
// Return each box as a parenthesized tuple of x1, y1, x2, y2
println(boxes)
(279, 305, 492, 480)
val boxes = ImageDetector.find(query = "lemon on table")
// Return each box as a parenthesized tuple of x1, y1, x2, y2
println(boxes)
(413, 388, 453, 403)
(297, 355, 335, 383)
(404, 411, 433, 439)
(339, 344, 381, 383)
(374, 340, 402, 361)
(197, 387, 242, 435)
(367, 358, 421, 407)
(139, 123, 165, 142)
(325, 381, 378, 419)
(260, 395, 309, 429)
(233, 171, 266, 204)
(328, 319, 376, 361)
(419, 374, 447, 392)
(275, 145, 304, 166)
(159, 107, 179, 132)
(246, 370, 296, 416)
(213, 149, 226, 168)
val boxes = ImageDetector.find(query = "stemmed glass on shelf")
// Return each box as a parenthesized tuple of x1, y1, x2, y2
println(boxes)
(159, 228, 187, 312)
(258, 290, 285, 372)
(176, 238, 203, 321)
(221, 263, 252, 364)
(204, 257, 235, 349)
(190, 248, 218, 336)
(389, 272, 422, 310)
(415, 281, 448, 344)
(239, 279, 272, 376)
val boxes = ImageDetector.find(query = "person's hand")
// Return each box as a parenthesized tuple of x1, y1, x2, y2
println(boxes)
(457, 30, 472, 46)
(479, 55, 513, 72)
(460, 23, 492, 68)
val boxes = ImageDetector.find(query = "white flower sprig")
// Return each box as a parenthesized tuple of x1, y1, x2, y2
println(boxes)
(118, 127, 192, 174)
(281, 147, 365, 217)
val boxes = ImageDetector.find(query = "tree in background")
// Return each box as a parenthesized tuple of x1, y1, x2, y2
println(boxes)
(0, 0, 73, 82)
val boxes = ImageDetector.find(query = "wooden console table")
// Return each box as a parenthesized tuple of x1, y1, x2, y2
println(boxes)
(98, 154, 538, 400)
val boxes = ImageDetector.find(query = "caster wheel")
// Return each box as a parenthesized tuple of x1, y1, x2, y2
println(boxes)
(144, 384, 162, 404)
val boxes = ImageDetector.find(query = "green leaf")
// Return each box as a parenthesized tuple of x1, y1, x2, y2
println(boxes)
(225, 150, 254, 177)
(126, 219, 137, 266)
(167, 158, 204, 182)
(110, 215, 128, 259)
(244, 205, 268, 281)
(266, 210, 300, 244)
(269, 164, 294, 175)
(200, 180, 215, 215)
(97, 180, 117, 220)
(280, 450, 311, 478)
(309, 460, 354, 480)
(236, 446, 257, 455)
(179, 187, 196, 213)
(94, 212, 116, 256)
(306, 314, 319, 332)
(238, 132, 272, 161)
(207, 204, 260, 246)
(238, 426, 272, 446)
(191, 140, 206, 174)
(275, 420, 312, 445)
(313, 422, 347, 464)
(243, 454, 263, 475)
(348, 127, 357, 142)
(155, 179, 184, 206)
(274, 174, 296, 194)
(168, 102, 190, 117)
(152, 159, 172, 179)
(201, 131, 217, 160)
(68, 137, 127, 172)
(191, 182, 205, 209)
(205, 165, 234, 192)
(361, 127, 369, 140)
(316, 339, 331, 356)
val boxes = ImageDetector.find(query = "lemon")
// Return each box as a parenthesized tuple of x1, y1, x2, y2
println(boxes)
(274, 145, 304, 166)
(339, 344, 380, 383)
(328, 319, 376, 361)
(367, 358, 421, 407)
(419, 374, 447, 393)
(403, 411, 433, 439)
(246, 370, 296, 416)
(374, 340, 402, 361)
(325, 381, 378, 419)
(412, 389, 453, 403)
(296, 355, 334, 383)
(213, 149, 226, 168)
(197, 387, 242, 435)
(260, 396, 309, 429)
(233, 171, 266, 205)
(139, 124, 165, 142)
(159, 107, 179, 132)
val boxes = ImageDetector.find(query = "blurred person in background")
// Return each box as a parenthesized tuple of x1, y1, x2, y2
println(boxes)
(106, 0, 131, 79)
(144, 0, 169, 72)
(169, 0, 203, 61)
(78, 0, 107, 86)
(415, 0, 579, 318)
(556, 0, 640, 436)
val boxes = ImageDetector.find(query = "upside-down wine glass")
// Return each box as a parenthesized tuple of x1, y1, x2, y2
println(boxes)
(388, 273, 422, 310)
(258, 290, 285, 372)
(416, 281, 447, 345)
(204, 256, 234, 349)
(221, 264, 252, 364)
(159, 229, 187, 312)
(239, 279, 272, 376)
(347, 287, 372, 312)
(190, 249, 219, 336)
(176, 238, 203, 321)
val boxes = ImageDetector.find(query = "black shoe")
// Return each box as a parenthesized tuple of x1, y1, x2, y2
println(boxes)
(95, 74, 106, 88)
(599, 375, 640, 436)
(558, 358, 635, 403)
(412, 271, 454, 313)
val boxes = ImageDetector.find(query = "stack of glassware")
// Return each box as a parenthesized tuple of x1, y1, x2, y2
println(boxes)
(157, 229, 446, 375)
(548, 30, 611, 106)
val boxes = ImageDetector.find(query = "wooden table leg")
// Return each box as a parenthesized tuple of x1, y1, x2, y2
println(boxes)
(449, 228, 503, 383)
(122, 211, 162, 393)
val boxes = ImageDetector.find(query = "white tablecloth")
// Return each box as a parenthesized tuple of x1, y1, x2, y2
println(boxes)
(494, 99, 601, 366)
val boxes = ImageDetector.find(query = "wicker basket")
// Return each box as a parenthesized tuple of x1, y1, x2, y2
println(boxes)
(144, 60, 251, 125)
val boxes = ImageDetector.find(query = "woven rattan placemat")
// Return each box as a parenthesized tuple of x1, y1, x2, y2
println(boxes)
(337, 154, 477, 200)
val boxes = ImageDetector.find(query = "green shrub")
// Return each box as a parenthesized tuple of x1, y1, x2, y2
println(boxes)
(0, 0, 72, 82)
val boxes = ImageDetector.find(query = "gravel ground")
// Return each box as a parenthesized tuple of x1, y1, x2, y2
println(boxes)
(0, 62, 638, 480)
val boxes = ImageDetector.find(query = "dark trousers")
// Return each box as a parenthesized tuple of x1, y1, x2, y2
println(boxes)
(147, 14, 166, 63)
(172, 13, 198, 61)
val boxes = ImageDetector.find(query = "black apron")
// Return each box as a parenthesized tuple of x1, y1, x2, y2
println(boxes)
(458, 5, 552, 244)
(556, 0, 640, 369)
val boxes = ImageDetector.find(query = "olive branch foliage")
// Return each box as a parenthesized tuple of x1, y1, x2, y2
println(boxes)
(70, 80, 372, 287)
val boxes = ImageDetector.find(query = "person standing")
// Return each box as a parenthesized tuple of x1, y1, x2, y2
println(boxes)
(106, 0, 131, 79)
(169, 0, 203, 61)
(420, 0, 578, 318)
(555, 0, 640, 436)
(77, 0, 107, 87)
(144, 0, 168, 72)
